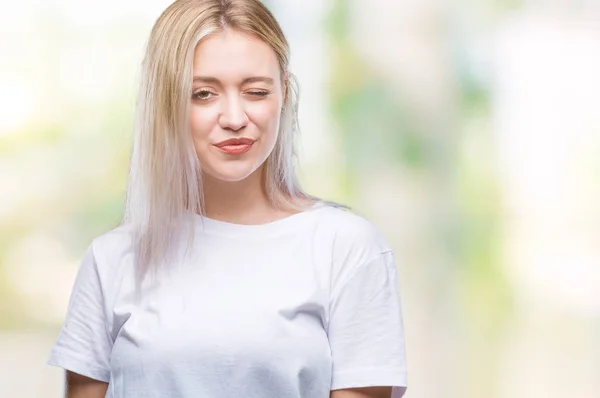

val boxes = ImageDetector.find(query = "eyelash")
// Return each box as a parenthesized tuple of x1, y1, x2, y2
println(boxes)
(248, 90, 269, 97)
(192, 90, 213, 100)
(192, 90, 270, 100)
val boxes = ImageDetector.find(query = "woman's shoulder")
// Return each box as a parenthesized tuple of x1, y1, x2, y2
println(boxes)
(91, 223, 134, 251)
(314, 204, 394, 290)
(317, 204, 391, 247)
(85, 223, 136, 273)
(316, 203, 393, 262)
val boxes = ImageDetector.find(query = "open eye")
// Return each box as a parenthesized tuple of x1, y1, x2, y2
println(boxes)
(192, 90, 215, 100)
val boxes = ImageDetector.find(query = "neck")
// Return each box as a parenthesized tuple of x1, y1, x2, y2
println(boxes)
(201, 164, 274, 224)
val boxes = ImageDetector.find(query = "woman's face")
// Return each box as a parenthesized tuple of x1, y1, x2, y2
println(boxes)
(190, 29, 285, 182)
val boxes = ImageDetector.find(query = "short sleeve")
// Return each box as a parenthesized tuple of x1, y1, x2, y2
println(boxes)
(47, 243, 112, 382)
(328, 250, 407, 396)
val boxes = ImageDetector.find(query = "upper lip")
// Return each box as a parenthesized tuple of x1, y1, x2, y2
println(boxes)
(214, 137, 256, 147)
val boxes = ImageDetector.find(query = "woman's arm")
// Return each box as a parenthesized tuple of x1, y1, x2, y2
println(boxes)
(331, 386, 400, 398)
(65, 370, 108, 398)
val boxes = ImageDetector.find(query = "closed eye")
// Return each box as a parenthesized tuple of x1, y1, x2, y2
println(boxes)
(247, 90, 270, 97)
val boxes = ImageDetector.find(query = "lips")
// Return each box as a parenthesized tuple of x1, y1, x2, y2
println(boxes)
(214, 137, 256, 147)
(214, 137, 256, 155)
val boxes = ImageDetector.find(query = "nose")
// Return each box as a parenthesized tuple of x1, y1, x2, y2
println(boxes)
(218, 95, 249, 131)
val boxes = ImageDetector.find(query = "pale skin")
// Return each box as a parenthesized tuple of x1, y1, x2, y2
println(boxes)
(190, 28, 305, 223)
(63, 29, 403, 398)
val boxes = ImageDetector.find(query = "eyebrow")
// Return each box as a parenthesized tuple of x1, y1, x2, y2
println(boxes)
(192, 76, 274, 85)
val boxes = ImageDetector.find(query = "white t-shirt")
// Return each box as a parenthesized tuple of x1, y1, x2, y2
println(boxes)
(48, 203, 407, 397)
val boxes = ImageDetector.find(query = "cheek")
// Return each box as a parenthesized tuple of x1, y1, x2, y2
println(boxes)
(189, 107, 215, 144)
(249, 100, 281, 138)
(189, 107, 218, 170)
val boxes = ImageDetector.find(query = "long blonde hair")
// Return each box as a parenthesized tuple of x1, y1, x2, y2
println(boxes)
(123, 0, 349, 285)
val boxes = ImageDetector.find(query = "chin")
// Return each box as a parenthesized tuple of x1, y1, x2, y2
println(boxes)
(203, 160, 259, 182)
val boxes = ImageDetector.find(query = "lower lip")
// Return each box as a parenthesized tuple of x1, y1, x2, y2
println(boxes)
(215, 143, 254, 155)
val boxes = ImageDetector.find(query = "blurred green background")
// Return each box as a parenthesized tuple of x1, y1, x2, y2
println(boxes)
(1, 0, 599, 397)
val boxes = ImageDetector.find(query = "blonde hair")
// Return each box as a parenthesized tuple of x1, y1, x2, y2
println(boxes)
(123, 0, 349, 285)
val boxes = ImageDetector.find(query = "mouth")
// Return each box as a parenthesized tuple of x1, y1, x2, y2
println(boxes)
(213, 138, 256, 155)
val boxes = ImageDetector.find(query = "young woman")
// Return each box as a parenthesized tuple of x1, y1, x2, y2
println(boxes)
(47, 1, 408, 397)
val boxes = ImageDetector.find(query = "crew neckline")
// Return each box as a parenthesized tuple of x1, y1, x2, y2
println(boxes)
(194, 201, 327, 238)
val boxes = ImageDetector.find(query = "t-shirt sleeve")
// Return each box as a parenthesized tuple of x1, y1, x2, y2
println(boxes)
(47, 242, 112, 382)
(328, 250, 407, 396)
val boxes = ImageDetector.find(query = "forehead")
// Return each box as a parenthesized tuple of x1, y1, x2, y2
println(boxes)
(193, 29, 280, 80)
